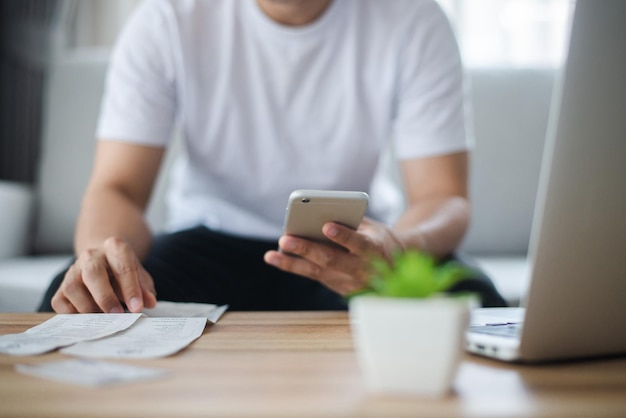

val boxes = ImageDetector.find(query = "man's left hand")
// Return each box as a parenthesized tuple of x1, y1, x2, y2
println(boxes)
(263, 217, 404, 295)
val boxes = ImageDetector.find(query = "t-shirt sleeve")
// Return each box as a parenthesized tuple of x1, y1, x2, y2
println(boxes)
(96, 0, 177, 147)
(392, 0, 473, 160)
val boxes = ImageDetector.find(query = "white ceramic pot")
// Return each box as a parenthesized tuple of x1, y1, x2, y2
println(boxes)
(349, 295, 471, 396)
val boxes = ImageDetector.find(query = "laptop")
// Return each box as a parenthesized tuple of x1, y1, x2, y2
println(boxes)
(465, 0, 626, 363)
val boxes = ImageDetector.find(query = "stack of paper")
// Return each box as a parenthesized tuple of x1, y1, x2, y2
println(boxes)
(0, 301, 227, 359)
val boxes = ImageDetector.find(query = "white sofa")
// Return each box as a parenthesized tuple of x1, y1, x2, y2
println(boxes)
(0, 49, 555, 311)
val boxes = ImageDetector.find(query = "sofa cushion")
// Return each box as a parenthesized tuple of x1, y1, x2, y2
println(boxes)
(0, 255, 72, 312)
(0, 181, 34, 257)
(461, 69, 555, 255)
(34, 50, 110, 254)
(474, 256, 530, 307)
(33, 49, 176, 254)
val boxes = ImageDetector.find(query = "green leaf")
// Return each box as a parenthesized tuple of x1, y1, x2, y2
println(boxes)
(349, 249, 474, 300)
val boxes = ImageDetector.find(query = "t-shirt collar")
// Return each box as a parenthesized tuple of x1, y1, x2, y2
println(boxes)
(245, 0, 344, 40)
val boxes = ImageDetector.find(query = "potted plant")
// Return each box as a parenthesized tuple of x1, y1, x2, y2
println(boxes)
(348, 250, 478, 396)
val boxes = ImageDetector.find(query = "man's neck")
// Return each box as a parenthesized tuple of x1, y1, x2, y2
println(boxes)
(256, 0, 333, 26)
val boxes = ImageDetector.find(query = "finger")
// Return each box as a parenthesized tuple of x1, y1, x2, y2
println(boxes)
(139, 270, 158, 309)
(265, 249, 323, 280)
(141, 286, 158, 309)
(323, 222, 375, 256)
(264, 250, 364, 295)
(103, 237, 144, 312)
(110, 274, 125, 305)
(278, 235, 367, 279)
(77, 250, 126, 313)
(50, 291, 78, 314)
(58, 262, 111, 313)
(109, 258, 157, 310)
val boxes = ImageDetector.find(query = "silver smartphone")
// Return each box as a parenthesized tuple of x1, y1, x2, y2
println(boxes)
(282, 190, 369, 245)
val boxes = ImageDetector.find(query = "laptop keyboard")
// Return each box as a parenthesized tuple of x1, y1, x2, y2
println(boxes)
(469, 323, 522, 338)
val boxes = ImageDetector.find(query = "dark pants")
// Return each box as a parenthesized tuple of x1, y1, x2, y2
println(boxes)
(38, 226, 506, 312)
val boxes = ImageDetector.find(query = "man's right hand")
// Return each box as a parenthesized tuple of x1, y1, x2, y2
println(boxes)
(51, 237, 157, 314)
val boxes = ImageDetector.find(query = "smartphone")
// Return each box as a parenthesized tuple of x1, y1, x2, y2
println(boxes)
(282, 189, 369, 245)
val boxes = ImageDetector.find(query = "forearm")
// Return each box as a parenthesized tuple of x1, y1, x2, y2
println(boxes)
(75, 185, 153, 259)
(392, 196, 470, 258)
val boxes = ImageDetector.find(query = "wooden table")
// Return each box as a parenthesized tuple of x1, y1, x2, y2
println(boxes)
(1, 312, 625, 418)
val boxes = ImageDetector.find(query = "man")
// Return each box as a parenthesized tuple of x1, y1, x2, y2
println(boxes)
(39, 0, 505, 313)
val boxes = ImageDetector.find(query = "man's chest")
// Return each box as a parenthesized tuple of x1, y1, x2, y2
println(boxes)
(182, 39, 397, 150)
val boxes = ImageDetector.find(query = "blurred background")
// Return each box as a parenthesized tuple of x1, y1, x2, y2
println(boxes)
(0, 0, 573, 183)
(0, 0, 575, 311)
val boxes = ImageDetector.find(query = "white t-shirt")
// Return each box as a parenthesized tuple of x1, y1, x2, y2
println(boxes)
(97, 0, 470, 240)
